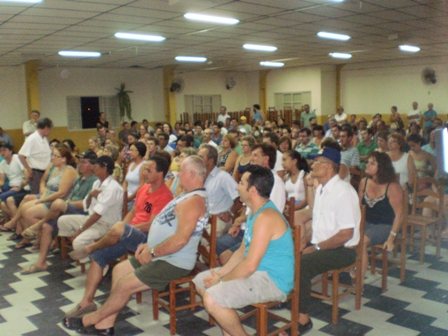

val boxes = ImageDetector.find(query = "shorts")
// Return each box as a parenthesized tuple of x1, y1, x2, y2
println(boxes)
(365, 222, 393, 246)
(49, 203, 87, 238)
(129, 258, 191, 291)
(90, 224, 148, 268)
(11, 190, 31, 205)
(193, 268, 286, 309)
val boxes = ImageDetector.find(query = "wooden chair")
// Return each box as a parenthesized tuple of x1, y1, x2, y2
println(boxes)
(369, 190, 409, 292)
(407, 176, 445, 264)
(283, 197, 295, 228)
(311, 205, 366, 324)
(59, 237, 87, 273)
(238, 225, 301, 336)
(152, 215, 217, 335)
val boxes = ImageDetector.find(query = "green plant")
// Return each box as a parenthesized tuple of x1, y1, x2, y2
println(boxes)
(115, 82, 133, 120)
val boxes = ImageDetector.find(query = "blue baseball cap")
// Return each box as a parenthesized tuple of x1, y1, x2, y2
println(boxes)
(308, 147, 341, 165)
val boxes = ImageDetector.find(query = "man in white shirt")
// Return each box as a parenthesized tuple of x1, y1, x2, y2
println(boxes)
(217, 106, 230, 124)
(334, 106, 348, 125)
(18, 117, 52, 194)
(262, 132, 285, 178)
(299, 147, 360, 334)
(157, 133, 173, 154)
(22, 110, 40, 138)
(0, 143, 27, 202)
(202, 128, 219, 149)
(407, 101, 421, 124)
(58, 156, 123, 263)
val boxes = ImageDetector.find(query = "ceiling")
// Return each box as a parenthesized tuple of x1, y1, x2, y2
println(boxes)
(0, 0, 447, 72)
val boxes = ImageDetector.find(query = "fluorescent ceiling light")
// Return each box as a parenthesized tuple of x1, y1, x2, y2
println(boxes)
(399, 45, 420, 53)
(260, 61, 284, 67)
(317, 31, 351, 41)
(184, 13, 239, 25)
(0, 0, 42, 3)
(175, 56, 207, 62)
(58, 51, 101, 58)
(329, 52, 352, 59)
(243, 44, 277, 52)
(115, 32, 165, 42)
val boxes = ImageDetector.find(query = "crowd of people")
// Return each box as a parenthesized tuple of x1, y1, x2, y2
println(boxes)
(0, 101, 445, 335)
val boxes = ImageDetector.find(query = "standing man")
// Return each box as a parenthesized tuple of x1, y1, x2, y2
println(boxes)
(18, 117, 52, 194)
(300, 105, 316, 128)
(193, 165, 294, 336)
(22, 110, 40, 138)
(295, 128, 320, 160)
(63, 156, 209, 334)
(423, 103, 437, 134)
(253, 104, 265, 124)
(357, 128, 377, 170)
(217, 106, 230, 124)
(58, 156, 123, 263)
(407, 102, 421, 124)
(299, 147, 360, 334)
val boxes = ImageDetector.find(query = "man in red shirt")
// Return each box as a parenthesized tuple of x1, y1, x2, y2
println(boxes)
(65, 156, 173, 318)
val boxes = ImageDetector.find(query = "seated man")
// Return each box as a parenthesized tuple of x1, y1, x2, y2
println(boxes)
(58, 156, 123, 263)
(65, 156, 173, 318)
(299, 147, 360, 334)
(193, 165, 294, 336)
(63, 156, 209, 335)
(0, 143, 28, 204)
(20, 152, 98, 274)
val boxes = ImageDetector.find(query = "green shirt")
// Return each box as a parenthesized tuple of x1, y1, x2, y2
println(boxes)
(235, 141, 243, 156)
(295, 142, 319, 159)
(356, 141, 378, 169)
(71, 174, 98, 202)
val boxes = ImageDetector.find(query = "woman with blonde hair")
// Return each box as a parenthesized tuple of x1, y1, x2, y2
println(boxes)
(218, 134, 238, 174)
(232, 135, 255, 182)
(387, 133, 416, 190)
(88, 137, 104, 157)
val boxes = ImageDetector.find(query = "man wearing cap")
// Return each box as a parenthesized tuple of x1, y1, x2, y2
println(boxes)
(238, 116, 252, 135)
(20, 151, 99, 274)
(18, 117, 53, 194)
(298, 147, 360, 334)
(58, 156, 123, 264)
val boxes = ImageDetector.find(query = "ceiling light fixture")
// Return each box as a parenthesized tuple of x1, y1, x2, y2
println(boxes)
(260, 61, 284, 67)
(184, 13, 239, 25)
(0, 0, 42, 3)
(317, 31, 351, 41)
(243, 44, 277, 52)
(399, 45, 420, 53)
(175, 56, 207, 62)
(329, 52, 352, 59)
(115, 32, 165, 42)
(58, 51, 101, 57)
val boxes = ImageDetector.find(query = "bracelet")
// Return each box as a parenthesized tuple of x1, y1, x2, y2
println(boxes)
(307, 184, 314, 187)
(390, 231, 397, 237)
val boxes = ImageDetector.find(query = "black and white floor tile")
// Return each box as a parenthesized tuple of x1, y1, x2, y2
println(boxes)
(1, 232, 448, 336)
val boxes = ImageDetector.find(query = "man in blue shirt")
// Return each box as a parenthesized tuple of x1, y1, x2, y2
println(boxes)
(423, 103, 437, 133)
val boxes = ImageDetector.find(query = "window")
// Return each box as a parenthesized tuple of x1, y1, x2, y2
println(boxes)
(66, 96, 120, 131)
(274, 91, 311, 111)
(184, 95, 222, 114)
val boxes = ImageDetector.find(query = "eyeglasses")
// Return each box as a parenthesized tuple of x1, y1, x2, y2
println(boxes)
(52, 154, 62, 158)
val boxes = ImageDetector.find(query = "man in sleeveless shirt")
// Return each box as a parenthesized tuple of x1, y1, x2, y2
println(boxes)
(64, 156, 173, 318)
(63, 156, 209, 335)
(193, 165, 294, 336)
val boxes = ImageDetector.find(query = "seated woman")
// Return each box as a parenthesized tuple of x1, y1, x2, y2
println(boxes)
(282, 150, 309, 213)
(407, 134, 436, 189)
(232, 135, 254, 183)
(375, 131, 389, 153)
(311, 125, 325, 148)
(357, 152, 403, 287)
(387, 133, 416, 190)
(278, 136, 292, 154)
(168, 147, 196, 197)
(11, 145, 78, 248)
(217, 134, 238, 174)
(123, 141, 146, 211)
(103, 145, 123, 183)
(88, 137, 104, 157)
(121, 133, 138, 163)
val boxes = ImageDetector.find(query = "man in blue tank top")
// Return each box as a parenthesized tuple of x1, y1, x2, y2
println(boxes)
(193, 165, 294, 336)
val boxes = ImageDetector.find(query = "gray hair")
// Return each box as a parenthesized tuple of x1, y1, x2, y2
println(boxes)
(199, 143, 218, 165)
(184, 155, 206, 182)
(181, 147, 197, 156)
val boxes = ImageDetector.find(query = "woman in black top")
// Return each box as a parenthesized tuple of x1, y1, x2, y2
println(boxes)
(357, 151, 403, 287)
(96, 112, 109, 131)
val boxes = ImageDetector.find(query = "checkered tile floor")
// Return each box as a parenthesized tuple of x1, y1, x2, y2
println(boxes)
(1, 232, 448, 336)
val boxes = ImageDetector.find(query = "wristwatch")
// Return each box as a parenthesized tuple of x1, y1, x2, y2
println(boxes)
(151, 248, 157, 258)
(315, 244, 321, 251)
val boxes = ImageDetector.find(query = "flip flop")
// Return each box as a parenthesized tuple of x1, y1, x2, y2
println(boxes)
(0, 225, 14, 232)
(22, 227, 40, 240)
(20, 265, 47, 275)
(7, 233, 22, 241)
(15, 241, 33, 249)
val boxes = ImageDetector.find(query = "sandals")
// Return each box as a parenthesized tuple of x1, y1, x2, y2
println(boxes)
(64, 303, 97, 318)
(21, 265, 47, 275)
(15, 241, 32, 249)
(22, 226, 40, 240)
(62, 316, 114, 335)
(0, 225, 13, 232)
(8, 233, 22, 241)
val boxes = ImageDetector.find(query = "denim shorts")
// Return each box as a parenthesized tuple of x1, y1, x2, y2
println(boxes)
(365, 222, 393, 246)
(90, 224, 148, 268)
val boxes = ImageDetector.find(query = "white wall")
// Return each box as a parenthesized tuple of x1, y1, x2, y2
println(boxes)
(38, 67, 165, 127)
(341, 59, 448, 118)
(0, 66, 28, 129)
(266, 66, 322, 116)
(174, 70, 258, 117)
(321, 67, 336, 117)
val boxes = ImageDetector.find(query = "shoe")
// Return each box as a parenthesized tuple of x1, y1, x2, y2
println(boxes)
(64, 303, 97, 318)
(0, 225, 13, 232)
(69, 247, 89, 261)
(78, 325, 115, 336)
(21, 265, 47, 275)
(7, 233, 22, 241)
(298, 319, 313, 335)
(15, 241, 33, 249)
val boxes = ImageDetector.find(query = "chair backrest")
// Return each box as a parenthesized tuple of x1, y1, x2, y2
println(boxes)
(197, 215, 217, 269)
(286, 197, 295, 228)
(292, 225, 301, 312)
(411, 176, 445, 217)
